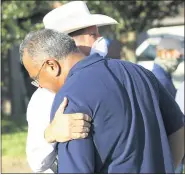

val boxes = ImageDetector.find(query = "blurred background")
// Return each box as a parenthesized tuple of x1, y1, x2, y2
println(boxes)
(1, 0, 184, 173)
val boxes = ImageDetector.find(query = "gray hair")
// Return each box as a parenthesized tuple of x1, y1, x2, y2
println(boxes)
(19, 29, 79, 63)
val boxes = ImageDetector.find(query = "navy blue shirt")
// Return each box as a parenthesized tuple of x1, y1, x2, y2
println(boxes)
(152, 63, 176, 98)
(50, 54, 184, 173)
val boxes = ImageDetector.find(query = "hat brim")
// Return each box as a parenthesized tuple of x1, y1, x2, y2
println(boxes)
(46, 14, 118, 34)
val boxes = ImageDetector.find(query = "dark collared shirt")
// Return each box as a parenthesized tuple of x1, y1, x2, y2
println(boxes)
(152, 63, 176, 98)
(51, 54, 184, 173)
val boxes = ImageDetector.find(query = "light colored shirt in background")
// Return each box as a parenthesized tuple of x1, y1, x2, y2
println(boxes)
(26, 88, 56, 173)
(26, 37, 109, 173)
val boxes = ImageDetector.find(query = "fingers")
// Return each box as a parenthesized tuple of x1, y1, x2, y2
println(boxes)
(71, 132, 88, 140)
(72, 120, 91, 128)
(59, 97, 68, 113)
(72, 126, 90, 133)
(72, 113, 92, 122)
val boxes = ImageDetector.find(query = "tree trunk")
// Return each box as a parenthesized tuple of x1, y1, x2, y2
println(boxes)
(9, 46, 28, 121)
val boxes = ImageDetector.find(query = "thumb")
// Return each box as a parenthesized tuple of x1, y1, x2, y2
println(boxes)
(59, 97, 68, 113)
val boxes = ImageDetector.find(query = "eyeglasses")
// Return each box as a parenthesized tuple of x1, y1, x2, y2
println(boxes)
(31, 62, 45, 87)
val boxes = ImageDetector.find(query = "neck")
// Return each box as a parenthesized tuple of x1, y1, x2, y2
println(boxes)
(66, 52, 85, 70)
(73, 34, 100, 56)
(59, 52, 85, 85)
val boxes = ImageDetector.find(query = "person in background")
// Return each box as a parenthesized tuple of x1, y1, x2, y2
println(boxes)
(152, 38, 183, 98)
(20, 29, 184, 173)
(26, 1, 118, 173)
(152, 38, 184, 173)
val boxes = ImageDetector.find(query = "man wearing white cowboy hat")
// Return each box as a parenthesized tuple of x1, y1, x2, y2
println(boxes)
(43, 0, 118, 57)
(26, 1, 118, 173)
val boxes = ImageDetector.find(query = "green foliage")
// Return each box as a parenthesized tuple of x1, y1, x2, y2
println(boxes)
(2, 114, 27, 134)
(2, 130, 27, 157)
(86, 1, 184, 38)
(2, 1, 52, 57)
(2, 0, 183, 57)
(2, 117, 28, 157)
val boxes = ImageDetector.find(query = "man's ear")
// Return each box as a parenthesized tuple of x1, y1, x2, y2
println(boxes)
(45, 59, 61, 76)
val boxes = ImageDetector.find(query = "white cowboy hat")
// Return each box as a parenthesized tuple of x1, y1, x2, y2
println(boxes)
(43, 1, 118, 34)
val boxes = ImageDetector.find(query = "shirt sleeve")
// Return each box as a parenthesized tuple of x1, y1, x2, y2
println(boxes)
(26, 88, 57, 173)
(158, 81, 185, 136)
(52, 97, 95, 173)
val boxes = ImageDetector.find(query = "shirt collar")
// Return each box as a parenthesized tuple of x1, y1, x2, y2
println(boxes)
(67, 54, 105, 79)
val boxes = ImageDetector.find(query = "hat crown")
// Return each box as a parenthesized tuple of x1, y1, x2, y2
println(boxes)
(43, 1, 118, 34)
(43, 1, 90, 28)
